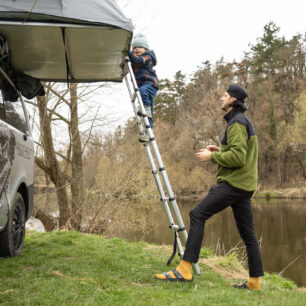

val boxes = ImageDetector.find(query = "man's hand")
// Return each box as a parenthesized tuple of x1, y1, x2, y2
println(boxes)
(206, 145, 220, 152)
(195, 149, 212, 162)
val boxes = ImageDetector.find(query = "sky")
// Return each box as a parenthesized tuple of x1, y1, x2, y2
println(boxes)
(99, 0, 306, 130)
(117, 0, 306, 79)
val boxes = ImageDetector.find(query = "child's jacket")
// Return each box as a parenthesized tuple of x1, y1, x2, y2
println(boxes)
(129, 50, 159, 89)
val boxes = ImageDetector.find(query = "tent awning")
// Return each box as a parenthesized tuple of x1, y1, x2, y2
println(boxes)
(0, 0, 133, 83)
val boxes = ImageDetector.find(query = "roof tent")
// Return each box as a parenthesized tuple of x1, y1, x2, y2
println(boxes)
(0, 0, 133, 82)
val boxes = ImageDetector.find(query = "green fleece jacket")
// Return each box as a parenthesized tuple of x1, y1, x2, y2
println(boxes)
(211, 108, 258, 191)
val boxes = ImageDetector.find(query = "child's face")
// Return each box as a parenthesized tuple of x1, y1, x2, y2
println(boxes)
(133, 47, 146, 56)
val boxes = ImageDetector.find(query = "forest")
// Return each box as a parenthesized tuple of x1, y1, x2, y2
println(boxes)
(32, 22, 305, 233)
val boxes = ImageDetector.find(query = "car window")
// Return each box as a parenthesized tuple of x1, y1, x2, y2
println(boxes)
(0, 89, 29, 135)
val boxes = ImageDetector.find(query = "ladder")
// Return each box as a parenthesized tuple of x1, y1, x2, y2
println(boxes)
(124, 57, 201, 275)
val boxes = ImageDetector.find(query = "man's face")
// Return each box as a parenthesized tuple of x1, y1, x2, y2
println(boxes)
(133, 47, 146, 57)
(220, 92, 236, 112)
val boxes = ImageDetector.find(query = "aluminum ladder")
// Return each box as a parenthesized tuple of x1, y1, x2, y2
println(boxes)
(124, 57, 200, 275)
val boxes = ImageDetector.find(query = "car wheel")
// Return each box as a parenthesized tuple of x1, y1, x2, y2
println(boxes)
(0, 192, 26, 257)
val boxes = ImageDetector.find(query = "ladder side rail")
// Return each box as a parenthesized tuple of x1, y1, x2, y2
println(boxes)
(150, 141, 201, 275)
(125, 59, 185, 234)
(125, 60, 153, 135)
(125, 72, 186, 257)
(124, 74, 178, 232)
(124, 74, 146, 136)
(142, 144, 176, 226)
(125, 58, 200, 275)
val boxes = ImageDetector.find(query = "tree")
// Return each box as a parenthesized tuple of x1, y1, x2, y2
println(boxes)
(36, 92, 70, 228)
(28, 82, 109, 230)
(245, 23, 306, 183)
(154, 71, 186, 124)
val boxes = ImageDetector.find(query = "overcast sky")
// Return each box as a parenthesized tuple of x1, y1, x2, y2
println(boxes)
(99, 0, 306, 130)
(117, 0, 306, 79)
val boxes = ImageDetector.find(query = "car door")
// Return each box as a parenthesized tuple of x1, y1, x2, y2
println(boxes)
(0, 84, 34, 227)
(0, 119, 12, 230)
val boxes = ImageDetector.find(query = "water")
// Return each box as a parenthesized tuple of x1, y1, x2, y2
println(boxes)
(123, 198, 306, 287)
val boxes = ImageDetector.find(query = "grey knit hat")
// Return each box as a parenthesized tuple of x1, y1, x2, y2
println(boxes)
(132, 33, 150, 50)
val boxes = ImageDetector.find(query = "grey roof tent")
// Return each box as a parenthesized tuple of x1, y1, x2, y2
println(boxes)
(0, 0, 133, 82)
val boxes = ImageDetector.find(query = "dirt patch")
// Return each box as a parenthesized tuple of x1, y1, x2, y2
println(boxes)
(52, 270, 69, 278)
(0, 289, 14, 295)
(199, 256, 248, 281)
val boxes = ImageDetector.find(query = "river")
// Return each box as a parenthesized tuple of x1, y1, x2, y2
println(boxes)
(122, 198, 306, 287)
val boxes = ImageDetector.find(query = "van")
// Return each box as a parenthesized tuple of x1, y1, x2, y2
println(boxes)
(0, 68, 34, 257)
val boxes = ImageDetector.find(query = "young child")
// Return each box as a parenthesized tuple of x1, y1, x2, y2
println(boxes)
(129, 33, 159, 141)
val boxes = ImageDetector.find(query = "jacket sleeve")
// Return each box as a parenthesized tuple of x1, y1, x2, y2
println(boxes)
(211, 123, 248, 168)
(129, 51, 152, 67)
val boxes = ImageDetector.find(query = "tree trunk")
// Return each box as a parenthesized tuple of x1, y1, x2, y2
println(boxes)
(297, 154, 306, 180)
(69, 85, 84, 230)
(37, 95, 70, 228)
(278, 147, 288, 185)
(33, 208, 57, 232)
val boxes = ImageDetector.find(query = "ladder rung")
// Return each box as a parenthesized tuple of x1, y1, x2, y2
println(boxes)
(170, 224, 180, 230)
(160, 197, 169, 201)
(169, 224, 186, 232)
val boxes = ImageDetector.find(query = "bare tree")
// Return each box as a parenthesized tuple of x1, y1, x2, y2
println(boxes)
(36, 93, 70, 228)
(27, 82, 114, 230)
(69, 85, 83, 230)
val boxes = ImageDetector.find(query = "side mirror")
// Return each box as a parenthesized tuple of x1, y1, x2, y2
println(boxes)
(1, 79, 18, 102)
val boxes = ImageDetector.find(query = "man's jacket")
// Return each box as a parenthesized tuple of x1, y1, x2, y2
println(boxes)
(129, 50, 159, 89)
(211, 108, 258, 191)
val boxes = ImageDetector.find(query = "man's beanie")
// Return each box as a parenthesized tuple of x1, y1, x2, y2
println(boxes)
(227, 84, 248, 110)
(132, 33, 150, 50)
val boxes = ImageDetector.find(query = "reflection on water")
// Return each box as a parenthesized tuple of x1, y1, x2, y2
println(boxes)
(121, 198, 306, 287)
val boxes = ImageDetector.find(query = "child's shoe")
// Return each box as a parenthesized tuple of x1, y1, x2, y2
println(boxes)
(139, 133, 150, 142)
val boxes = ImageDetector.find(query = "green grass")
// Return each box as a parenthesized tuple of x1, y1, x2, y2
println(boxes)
(0, 231, 305, 305)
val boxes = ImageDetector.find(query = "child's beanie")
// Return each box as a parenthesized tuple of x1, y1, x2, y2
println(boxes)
(132, 33, 150, 50)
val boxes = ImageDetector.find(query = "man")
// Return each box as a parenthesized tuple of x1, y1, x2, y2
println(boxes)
(155, 85, 264, 290)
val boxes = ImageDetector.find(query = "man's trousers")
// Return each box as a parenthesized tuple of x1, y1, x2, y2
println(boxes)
(183, 181, 264, 277)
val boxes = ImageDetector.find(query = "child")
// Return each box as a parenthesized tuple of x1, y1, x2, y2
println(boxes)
(129, 33, 159, 141)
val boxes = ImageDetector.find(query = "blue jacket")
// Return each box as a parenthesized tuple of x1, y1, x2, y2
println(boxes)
(129, 50, 159, 89)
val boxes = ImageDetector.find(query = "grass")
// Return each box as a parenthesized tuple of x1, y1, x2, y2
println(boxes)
(0, 231, 305, 305)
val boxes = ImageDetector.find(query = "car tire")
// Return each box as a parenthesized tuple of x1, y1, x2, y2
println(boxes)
(0, 192, 26, 257)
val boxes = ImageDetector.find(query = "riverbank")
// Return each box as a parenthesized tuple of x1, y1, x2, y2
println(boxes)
(254, 187, 306, 200)
(0, 231, 305, 305)
(177, 186, 306, 200)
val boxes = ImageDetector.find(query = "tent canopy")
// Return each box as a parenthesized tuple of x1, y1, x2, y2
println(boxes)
(0, 0, 133, 82)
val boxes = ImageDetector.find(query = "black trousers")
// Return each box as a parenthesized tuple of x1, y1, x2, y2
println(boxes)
(183, 182, 264, 277)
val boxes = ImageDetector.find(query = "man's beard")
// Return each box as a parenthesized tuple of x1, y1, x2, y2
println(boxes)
(222, 105, 230, 112)
(222, 103, 233, 112)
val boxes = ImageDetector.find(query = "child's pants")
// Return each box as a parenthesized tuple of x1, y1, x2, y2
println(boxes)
(139, 83, 158, 128)
(183, 181, 264, 277)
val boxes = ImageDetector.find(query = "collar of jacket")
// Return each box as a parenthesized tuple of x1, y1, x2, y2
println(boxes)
(223, 108, 242, 123)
